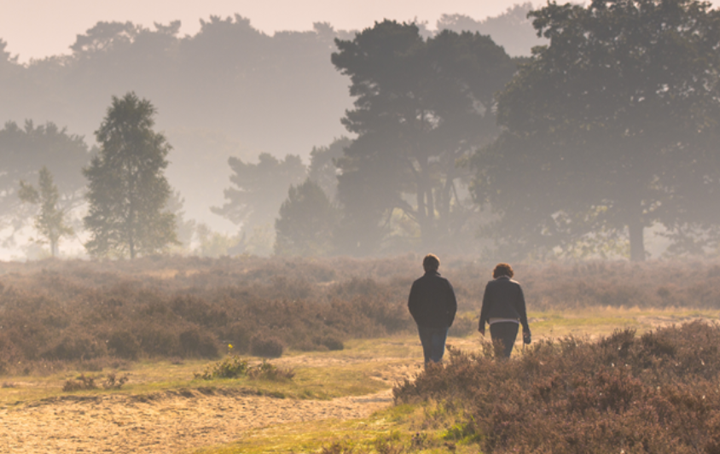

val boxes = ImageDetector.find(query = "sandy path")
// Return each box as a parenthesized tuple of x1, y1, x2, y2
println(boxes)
(0, 387, 395, 454)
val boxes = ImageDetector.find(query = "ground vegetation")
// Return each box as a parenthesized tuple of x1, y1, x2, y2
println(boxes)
(2, 256, 720, 376)
(394, 321, 720, 453)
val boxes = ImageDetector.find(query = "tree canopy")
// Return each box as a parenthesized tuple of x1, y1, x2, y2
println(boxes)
(212, 153, 306, 239)
(275, 178, 337, 256)
(332, 20, 516, 255)
(474, 0, 720, 261)
(83, 92, 177, 258)
(0, 120, 90, 248)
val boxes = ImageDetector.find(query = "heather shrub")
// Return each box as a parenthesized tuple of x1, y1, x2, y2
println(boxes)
(179, 328, 219, 358)
(107, 331, 140, 360)
(319, 335, 344, 351)
(63, 374, 98, 392)
(43, 334, 107, 361)
(395, 321, 720, 453)
(247, 361, 295, 381)
(250, 334, 285, 358)
(102, 372, 129, 390)
(3, 257, 720, 371)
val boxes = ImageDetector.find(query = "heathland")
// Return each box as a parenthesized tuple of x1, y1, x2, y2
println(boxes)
(1, 256, 719, 453)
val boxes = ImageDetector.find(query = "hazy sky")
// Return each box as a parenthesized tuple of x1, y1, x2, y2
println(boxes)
(1, 0, 539, 62)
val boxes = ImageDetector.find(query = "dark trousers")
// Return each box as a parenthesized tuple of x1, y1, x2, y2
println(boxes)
(417, 326, 449, 364)
(490, 322, 519, 358)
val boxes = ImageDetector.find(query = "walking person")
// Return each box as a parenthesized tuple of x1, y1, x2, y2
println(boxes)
(408, 254, 457, 364)
(478, 263, 531, 358)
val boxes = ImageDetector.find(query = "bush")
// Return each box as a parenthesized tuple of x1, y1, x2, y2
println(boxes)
(250, 334, 285, 358)
(44, 335, 107, 361)
(179, 328, 219, 358)
(195, 357, 294, 381)
(395, 321, 720, 453)
(107, 331, 140, 360)
(63, 374, 98, 392)
(195, 357, 249, 379)
(319, 335, 344, 351)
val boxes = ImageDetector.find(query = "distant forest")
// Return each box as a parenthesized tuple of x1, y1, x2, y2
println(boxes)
(0, 5, 542, 235)
(3, 1, 718, 262)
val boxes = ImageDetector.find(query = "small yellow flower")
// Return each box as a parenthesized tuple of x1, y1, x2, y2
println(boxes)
(228, 344, 233, 349)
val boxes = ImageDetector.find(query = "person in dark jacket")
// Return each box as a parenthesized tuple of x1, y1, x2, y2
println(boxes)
(478, 263, 530, 358)
(408, 254, 458, 364)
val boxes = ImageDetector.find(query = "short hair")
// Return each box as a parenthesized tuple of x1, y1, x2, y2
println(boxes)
(493, 263, 514, 278)
(423, 254, 440, 272)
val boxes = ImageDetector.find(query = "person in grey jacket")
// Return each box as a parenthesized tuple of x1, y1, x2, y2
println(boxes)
(478, 263, 530, 358)
(408, 254, 457, 364)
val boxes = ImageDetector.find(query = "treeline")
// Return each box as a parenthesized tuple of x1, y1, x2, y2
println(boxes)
(3, 1, 720, 261)
(0, 5, 542, 259)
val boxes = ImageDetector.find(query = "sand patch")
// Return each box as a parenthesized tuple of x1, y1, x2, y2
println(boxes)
(0, 387, 394, 454)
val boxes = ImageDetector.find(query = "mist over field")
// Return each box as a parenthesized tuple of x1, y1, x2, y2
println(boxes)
(4, 3, 720, 451)
(1, 0, 719, 263)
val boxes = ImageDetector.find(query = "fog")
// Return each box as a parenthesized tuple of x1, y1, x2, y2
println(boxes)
(2, 1, 717, 262)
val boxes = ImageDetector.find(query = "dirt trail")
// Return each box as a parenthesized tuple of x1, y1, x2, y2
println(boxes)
(0, 355, 424, 454)
(0, 386, 395, 454)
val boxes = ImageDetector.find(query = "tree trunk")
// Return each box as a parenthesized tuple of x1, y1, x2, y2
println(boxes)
(628, 221, 645, 262)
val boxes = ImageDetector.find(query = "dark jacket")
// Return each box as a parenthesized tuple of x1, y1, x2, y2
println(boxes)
(479, 276, 529, 332)
(408, 271, 457, 329)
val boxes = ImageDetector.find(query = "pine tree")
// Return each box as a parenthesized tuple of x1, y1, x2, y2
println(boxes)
(275, 179, 337, 256)
(83, 92, 177, 258)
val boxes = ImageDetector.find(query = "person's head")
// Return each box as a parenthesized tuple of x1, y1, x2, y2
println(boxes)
(423, 254, 440, 273)
(493, 263, 514, 278)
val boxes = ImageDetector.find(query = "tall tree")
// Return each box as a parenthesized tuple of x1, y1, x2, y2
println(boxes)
(474, 0, 720, 261)
(275, 179, 337, 256)
(18, 167, 74, 257)
(83, 92, 177, 258)
(212, 153, 306, 238)
(332, 21, 515, 254)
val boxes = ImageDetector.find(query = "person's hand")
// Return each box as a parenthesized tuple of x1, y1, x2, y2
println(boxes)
(523, 330, 532, 344)
(478, 326, 485, 336)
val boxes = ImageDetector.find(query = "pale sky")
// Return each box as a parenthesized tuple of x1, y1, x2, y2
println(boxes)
(0, 0, 540, 62)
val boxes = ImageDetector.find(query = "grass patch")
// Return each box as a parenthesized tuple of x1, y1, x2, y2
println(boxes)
(190, 403, 478, 454)
(0, 339, 414, 405)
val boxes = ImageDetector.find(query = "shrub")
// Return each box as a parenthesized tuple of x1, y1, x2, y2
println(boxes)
(179, 328, 219, 358)
(102, 372, 129, 390)
(63, 374, 98, 392)
(247, 360, 295, 381)
(107, 331, 140, 360)
(44, 334, 107, 361)
(195, 357, 293, 381)
(195, 356, 249, 379)
(394, 322, 720, 453)
(250, 334, 285, 358)
(319, 335, 344, 351)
